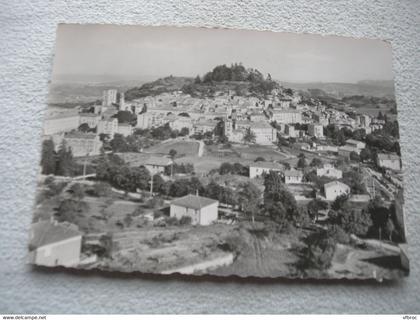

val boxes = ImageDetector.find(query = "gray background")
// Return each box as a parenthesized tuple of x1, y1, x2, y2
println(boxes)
(0, 0, 419, 314)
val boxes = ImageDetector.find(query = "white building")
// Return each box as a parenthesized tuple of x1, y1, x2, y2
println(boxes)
(316, 164, 343, 179)
(285, 124, 297, 138)
(358, 114, 371, 128)
(345, 139, 366, 151)
(234, 121, 277, 145)
(63, 132, 103, 157)
(97, 117, 119, 138)
(170, 116, 193, 132)
(377, 153, 401, 171)
(249, 162, 285, 178)
(324, 181, 351, 201)
(193, 120, 217, 134)
(79, 113, 101, 129)
(284, 169, 303, 184)
(308, 124, 324, 138)
(170, 194, 219, 226)
(28, 220, 82, 267)
(249, 113, 267, 122)
(312, 113, 329, 126)
(278, 98, 292, 109)
(117, 123, 133, 137)
(102, 89, 118, 107)
(43, 110, 80, 136)
(144, 157, 173, 175)
(136, 113, 150, 129)
(271, 110, 302, 124)
(338, 145, 361, 157)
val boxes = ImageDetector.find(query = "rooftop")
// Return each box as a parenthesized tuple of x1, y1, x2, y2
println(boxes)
(324, 180, 349, 189)
(29, 220, 81, 250)
(338, 145, 359, 152)
(170, 194, 218, 210)
(346, 139, 365, 145)
(377, 153, 400, 161)
(284, 169, 303, 177)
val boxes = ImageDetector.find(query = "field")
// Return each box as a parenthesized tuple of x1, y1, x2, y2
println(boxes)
(144, 139, 200, 157)
(102, 223, 237, 274)
(328, 243, 406, 279)
(231, 144, 291, 162)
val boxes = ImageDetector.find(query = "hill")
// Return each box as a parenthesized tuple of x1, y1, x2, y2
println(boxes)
(125, 64, 281, 101)
(280, 80, 395, 98)
(125, 76, 193, 101)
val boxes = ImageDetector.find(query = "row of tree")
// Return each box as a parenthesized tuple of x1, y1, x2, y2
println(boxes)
(40, 140, 84, 176)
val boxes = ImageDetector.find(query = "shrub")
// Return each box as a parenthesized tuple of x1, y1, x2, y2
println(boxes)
(165, 217, 179, 226)
(92, 182, 112, 197)
(146, 197, 164, 209)
(179, 216, 192, 225)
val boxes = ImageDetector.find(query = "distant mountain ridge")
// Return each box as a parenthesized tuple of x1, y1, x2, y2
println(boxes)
(280, 80, 395, 98)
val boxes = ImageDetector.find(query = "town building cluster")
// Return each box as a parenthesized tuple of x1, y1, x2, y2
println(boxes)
(41, 85, 402, 227)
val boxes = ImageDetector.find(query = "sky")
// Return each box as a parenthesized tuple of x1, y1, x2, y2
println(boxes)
(51, 24, 394, 84)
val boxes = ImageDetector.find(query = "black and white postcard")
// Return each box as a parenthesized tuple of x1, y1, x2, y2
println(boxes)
(29, 24, 408, 280)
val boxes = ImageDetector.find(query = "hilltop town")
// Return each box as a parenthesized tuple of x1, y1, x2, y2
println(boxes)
(31, 64, 407, 279)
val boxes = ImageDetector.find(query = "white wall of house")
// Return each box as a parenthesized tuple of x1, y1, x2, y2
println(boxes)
(170, 202, 218, 225)
(285, 175, 302, 184)
(378, 159, 401, 171)
(325, 184, 350, 201)
(249, 167, 282, 178)
(145, 164, 166, 175)
(317, 167, 343, 179)
(34, 236, 82, 267)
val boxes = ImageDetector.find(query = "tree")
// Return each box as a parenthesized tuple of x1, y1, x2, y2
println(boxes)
(131, 166, 151, 191)
(179, 127, 190, 136)
(91, 182, 112, 197)
(263, 171, 299, 227)
(78, 123, 91, 133)
(243, 127, 256, 144)
(194, 75, 201, 84)
(307, 199, 328, 221)
(360, 148, 372, 162)
(116, 110, 136, 124)
(238, 182, 261, 223)
(297, 155, 307, 169)
(55, 141, 75, 177)
(55, 199, 88, 226)
(149, 174, 164, 194)
(219, 162, 233, 175)
(68, 183, 85, 199)
(342, 169, 367, 194)
(40, 139, 56, 175)
(331, 194, 349, 211)
(296, 230, 336, 272)
(368, 196, 390, 240)
(329, 207, 372, 236)
(110, 134, 130, 152)
(169, 149, 177, 178)
(349, 151, 360, 162)
(169, 149, 177, 160)
(310, 157, 323, 168)
(255, 156, 266, 162)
